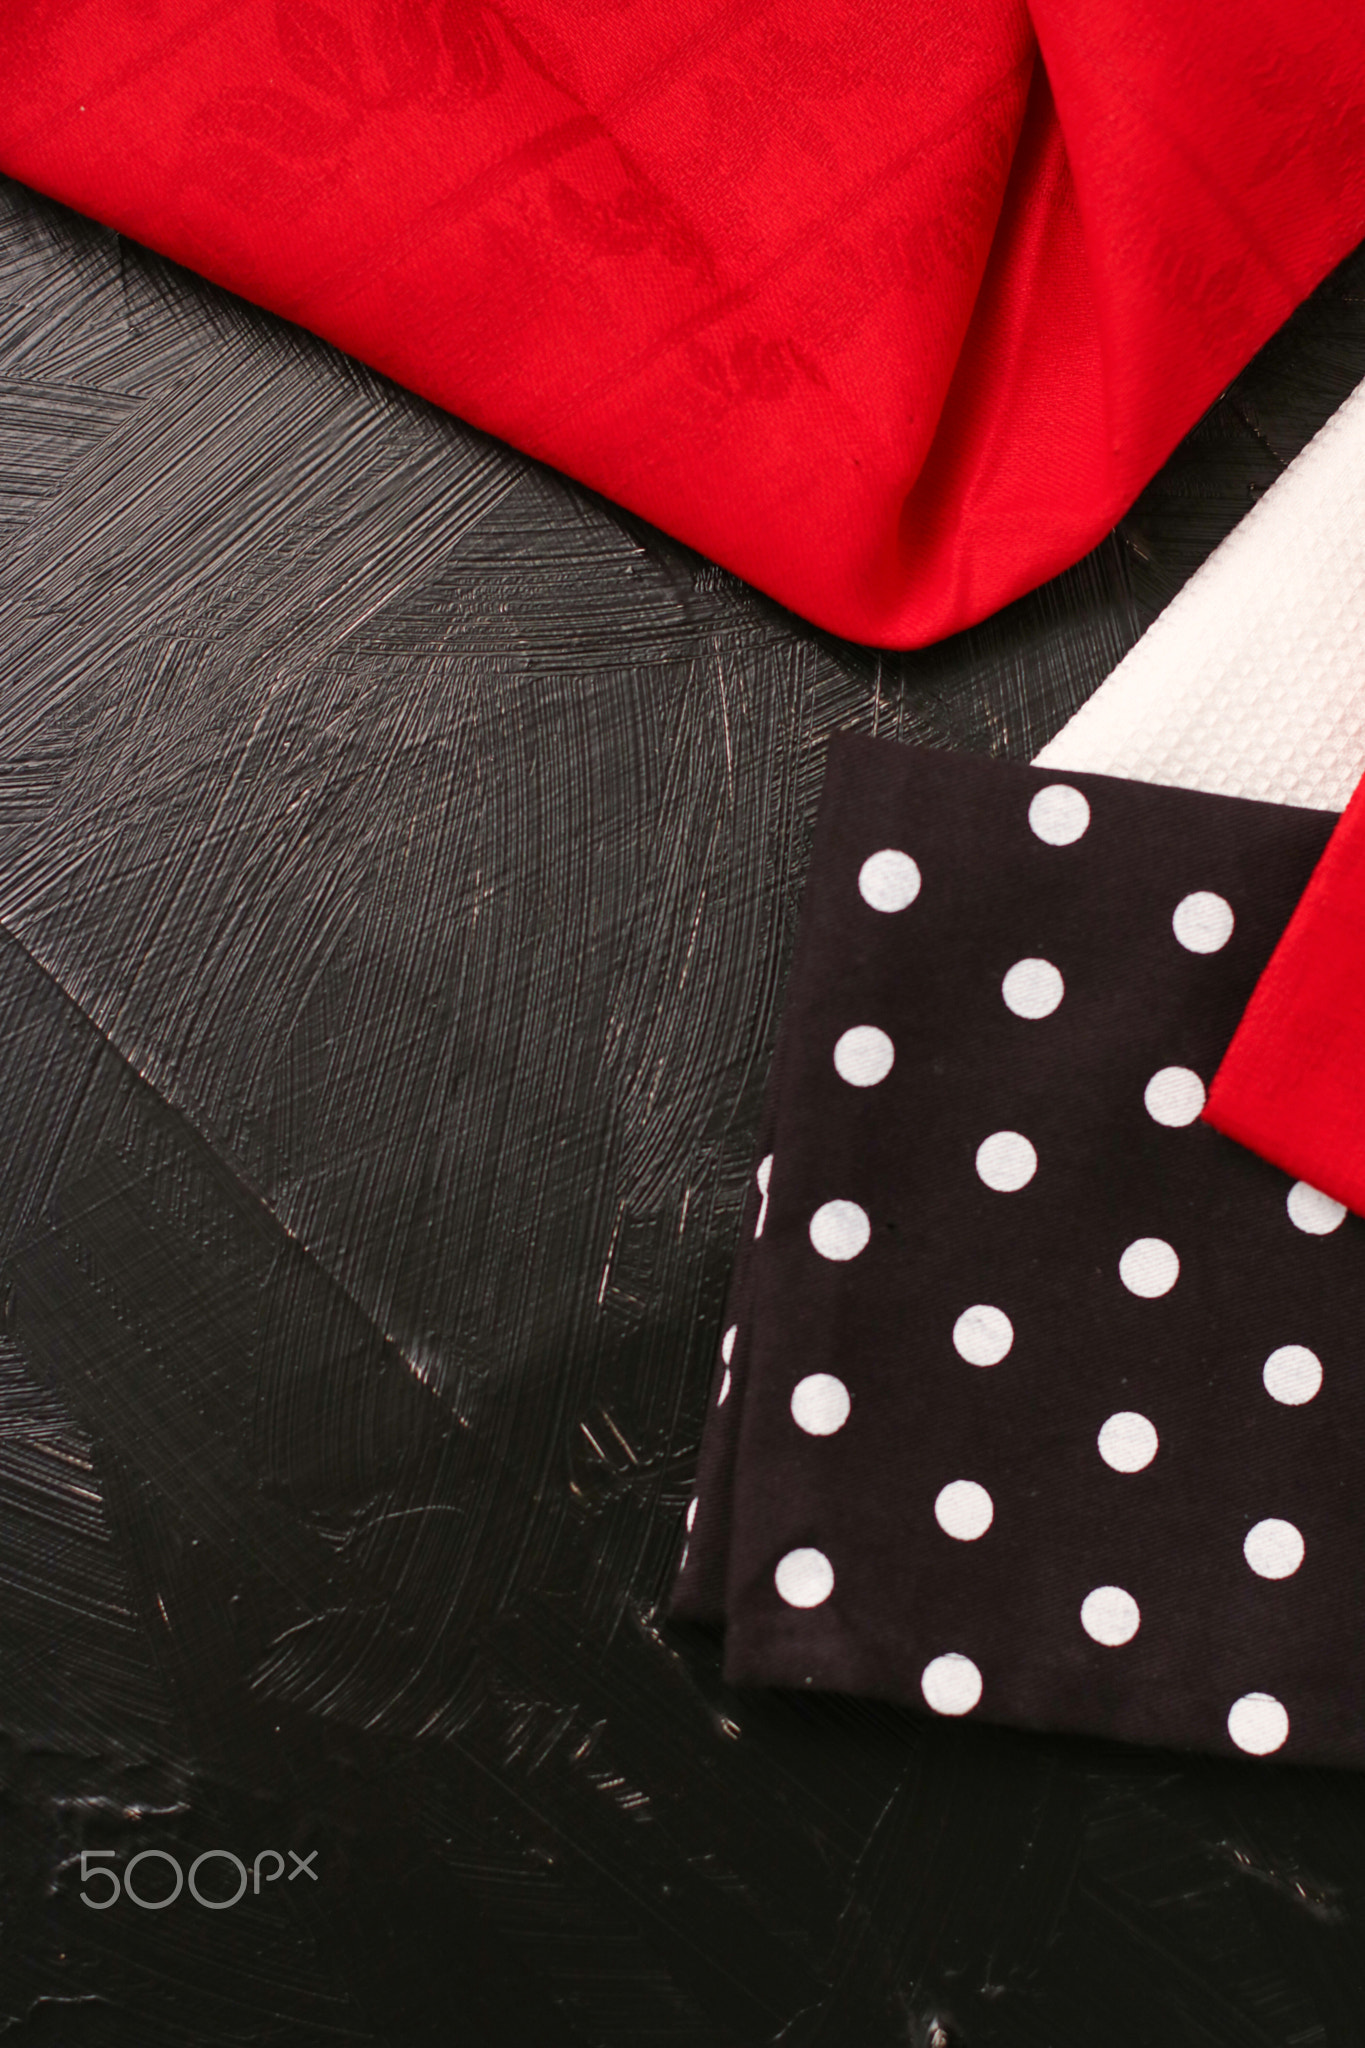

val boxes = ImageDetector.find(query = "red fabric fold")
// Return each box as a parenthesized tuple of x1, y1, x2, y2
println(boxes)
(1206, 778, 1365, 1218)
(2, 1, 1365, 644)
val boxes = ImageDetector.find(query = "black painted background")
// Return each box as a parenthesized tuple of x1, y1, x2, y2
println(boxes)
(3, 174, 1365, 2045)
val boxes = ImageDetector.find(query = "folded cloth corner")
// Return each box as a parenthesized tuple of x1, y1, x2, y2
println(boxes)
(1033, 362, 1365, 1229)
(674, 734, 1365, 1767)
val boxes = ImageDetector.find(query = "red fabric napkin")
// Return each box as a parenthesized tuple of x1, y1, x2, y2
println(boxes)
(1206, 778, 1365, 1220)
(2, 1, 1364, 645)
(675, 736, 1365, 1767)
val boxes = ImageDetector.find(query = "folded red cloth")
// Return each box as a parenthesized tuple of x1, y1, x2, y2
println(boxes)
(3, 2, 1364, 644)
(1206, 774, 1365, 1219)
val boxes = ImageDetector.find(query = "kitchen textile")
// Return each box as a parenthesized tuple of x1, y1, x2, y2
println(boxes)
(674, 735, 1365, 1767)
(3, 0, 1364, 643)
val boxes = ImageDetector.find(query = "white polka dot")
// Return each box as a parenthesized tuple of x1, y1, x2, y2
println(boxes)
(686, 1498, 698, 1531)
(775, 1547, 834, 1608)
(722, 1325, 737, 1365)
(755, 1154, 773, 1237)
(1286, 1180, 1346, 1235)
(1119, 1237, 1179, 1297)
(1173, 891, 1234, 953)
(791, 1373, 851, 1436)
(718, 1368, 731, 1405)
(952, 1305, 1013, 1367)
(1244, 1518, 1304, 1580)
(920, 1652, 982, 1716)
(1228, 1691, 1289, 1756)
(1001, 958, 1064, 1020)
(1098, 1411, 1158, 1473)
(934, 1480, 994, 1541)
(1080, 1585, 1140, 1646)
(809, 1200, 871, 1262)
(1262, 1344, 1321, 1406)
(1029, 784, 1090, 845)
(833, 1025, 895, 1088)
(858, 849, 921, 912)
(975, 1131, 1037, 1192)
(1144, 1066, 1205, 1128)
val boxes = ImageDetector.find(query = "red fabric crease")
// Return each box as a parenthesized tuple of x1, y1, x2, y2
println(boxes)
(2, 1, 1364, 643)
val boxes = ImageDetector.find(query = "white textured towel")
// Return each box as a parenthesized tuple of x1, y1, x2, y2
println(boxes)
(1035, 379, 1365, 812)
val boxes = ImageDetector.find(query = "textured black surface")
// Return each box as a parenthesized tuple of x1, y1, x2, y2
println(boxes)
(3, 173, 1365, 2045)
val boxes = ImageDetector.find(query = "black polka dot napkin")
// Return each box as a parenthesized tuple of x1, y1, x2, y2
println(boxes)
(671, 734, 1365, 1767)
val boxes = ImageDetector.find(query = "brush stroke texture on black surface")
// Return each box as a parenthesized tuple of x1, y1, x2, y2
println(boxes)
(2, 175, 1365, 2045)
